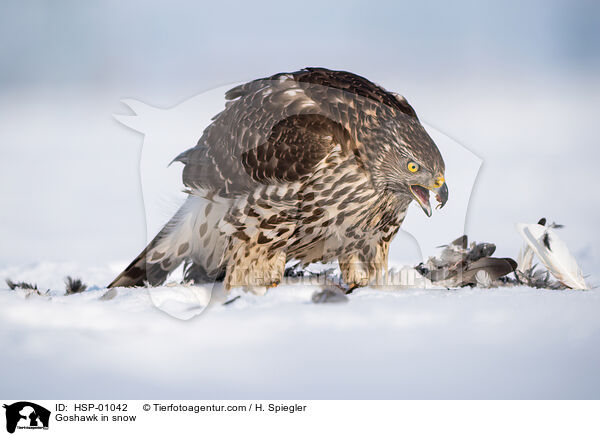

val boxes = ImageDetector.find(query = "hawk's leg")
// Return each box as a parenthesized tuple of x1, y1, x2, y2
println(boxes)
(338, 253, 370, 289)
(338, 239, 391, 289)
(224, 244, 287, 295)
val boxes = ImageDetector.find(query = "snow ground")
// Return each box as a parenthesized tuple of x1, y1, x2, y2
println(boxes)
(1, 262, 599, 399)
(2, 1, 600, 403)
(1, 70, 599, 401)
(1, 82, 598, 399)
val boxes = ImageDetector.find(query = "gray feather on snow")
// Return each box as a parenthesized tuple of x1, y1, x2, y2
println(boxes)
(416, 235, 516, 288)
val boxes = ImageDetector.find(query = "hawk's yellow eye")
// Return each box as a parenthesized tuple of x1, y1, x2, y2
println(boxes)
(408, 162, 419, 173)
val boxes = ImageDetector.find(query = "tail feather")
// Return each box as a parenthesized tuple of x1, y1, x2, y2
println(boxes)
(108, 221, 184, 288)
(108, 194, 229, 288)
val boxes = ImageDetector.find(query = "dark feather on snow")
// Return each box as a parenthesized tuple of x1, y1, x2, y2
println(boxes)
(5, 278, 48, 296)
(6, 276, 90, 296)
(64, 276, 87, 294)
(6, 279, 38, 290)
(515, 264, 566, 290)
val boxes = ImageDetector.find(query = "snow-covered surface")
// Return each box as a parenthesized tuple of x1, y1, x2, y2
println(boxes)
(1, 262, 599, 399)
(1, 81, 598, 399)
(1, 82, 598, 398)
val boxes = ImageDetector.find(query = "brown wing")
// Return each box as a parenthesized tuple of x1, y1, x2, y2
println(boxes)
(240, 114, 352, 184)
(174, 67, 417, 196)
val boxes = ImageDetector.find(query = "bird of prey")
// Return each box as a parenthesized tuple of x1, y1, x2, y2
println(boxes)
(109, 67, 448, 293)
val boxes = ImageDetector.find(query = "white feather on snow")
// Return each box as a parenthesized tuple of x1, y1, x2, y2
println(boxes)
(517, 223, 588, 289)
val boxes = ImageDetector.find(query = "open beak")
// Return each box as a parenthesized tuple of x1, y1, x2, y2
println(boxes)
(410, 176, 448, 217)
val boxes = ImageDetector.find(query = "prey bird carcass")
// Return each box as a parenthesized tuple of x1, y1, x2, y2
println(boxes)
(415, 235, 517, 288)
(416, 218, 590, 290)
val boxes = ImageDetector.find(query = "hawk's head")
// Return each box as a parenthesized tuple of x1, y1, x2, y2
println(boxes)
(367, 108, 448, 217)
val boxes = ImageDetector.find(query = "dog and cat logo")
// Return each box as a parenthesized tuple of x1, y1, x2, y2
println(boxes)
(3, 402, 50, 433)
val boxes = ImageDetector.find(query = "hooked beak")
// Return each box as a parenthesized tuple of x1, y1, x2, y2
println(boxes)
(434, 181, 448, 209)
(410, 176, 448, 217)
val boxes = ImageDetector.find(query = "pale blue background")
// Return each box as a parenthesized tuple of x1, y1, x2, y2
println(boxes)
(1, 0, 599, 273)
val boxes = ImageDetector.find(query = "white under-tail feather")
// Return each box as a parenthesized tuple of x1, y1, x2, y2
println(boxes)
(516, 223, 588, 289)
(108, 191, 231, 288)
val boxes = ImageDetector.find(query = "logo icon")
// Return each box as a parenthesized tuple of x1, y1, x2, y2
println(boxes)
(3, 402, 50, 433)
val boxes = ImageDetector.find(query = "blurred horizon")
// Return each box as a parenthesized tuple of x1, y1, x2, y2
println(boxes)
(2, 1, 600, 88)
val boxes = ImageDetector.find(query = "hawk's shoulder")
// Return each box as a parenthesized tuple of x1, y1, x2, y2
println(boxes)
(176, 67, 411, 195)
(226, 67, 418, 120)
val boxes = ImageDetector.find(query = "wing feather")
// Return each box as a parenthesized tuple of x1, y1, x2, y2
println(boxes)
(173, 68, 417, 196)
(516, 222, 588, 289)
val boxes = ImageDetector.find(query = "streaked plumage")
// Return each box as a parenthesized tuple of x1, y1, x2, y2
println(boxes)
(109, 67, 448, 293)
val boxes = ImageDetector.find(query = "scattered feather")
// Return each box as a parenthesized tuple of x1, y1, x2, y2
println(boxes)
(416, 235, 516, 288)
(6, 279, 38, 290)
(517, 240, 535, 275)
(515, 264, 567, 290)
(516, 221, 588, 289)
(64, 276, 87, 295)
(5, 278, 48, 297)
